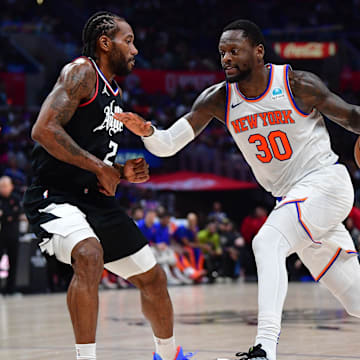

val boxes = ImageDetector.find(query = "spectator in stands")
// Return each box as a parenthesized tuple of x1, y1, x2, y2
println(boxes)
(218, 218, 245, 280)
(138, 209, 157, 245)
(239, 206, 268, 280)
(152, 212, 182, 285)
(0, 176, 21, 294)
(131, 205, 145, 223)
(208, 201, 228, 224)
(197, 219, 222, 283)
(172, 212, 205, 282)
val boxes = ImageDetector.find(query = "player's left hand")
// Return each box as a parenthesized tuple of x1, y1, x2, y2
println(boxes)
(121, 158, 150, 183)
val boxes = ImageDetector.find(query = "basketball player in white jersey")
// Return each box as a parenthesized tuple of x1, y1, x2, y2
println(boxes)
(115, 19, 360, 360)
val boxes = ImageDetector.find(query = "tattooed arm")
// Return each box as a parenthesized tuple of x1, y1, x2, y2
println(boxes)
(31, 58, 120, 195)
(289, 69, 360, 133)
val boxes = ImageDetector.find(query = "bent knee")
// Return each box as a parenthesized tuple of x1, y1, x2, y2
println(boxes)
(131, 264, 167, 295)
(72, 238, 104, 276)
(252, 226, 290, 258)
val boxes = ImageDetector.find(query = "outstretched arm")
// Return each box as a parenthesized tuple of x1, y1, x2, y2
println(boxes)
(31, 58, 120, 195)
(289, 69, 360, 133)
(114, 82, 226, 157)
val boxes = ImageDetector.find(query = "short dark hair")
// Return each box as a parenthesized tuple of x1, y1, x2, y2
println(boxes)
(82, 11, 125, 59)
(223, 20, 265, 47)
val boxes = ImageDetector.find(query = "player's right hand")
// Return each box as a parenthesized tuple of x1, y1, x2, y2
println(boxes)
(114, 112, 154, 137)
(96, 163, 121, 196)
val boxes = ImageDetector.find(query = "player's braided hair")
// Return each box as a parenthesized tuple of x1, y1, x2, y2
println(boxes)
(223, 20, 265, 47)
(82, 11, 124, 59)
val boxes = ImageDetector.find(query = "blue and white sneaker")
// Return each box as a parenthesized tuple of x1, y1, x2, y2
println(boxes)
(153, 346, 196, 360)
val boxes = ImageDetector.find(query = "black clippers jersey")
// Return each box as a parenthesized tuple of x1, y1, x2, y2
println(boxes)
(31, 57, 124, 191)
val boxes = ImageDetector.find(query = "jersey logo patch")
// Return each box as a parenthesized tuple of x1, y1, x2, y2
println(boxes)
(102, 84, 110, 97)
(93, 99, 124, 136)
(271, 87, 285, 101)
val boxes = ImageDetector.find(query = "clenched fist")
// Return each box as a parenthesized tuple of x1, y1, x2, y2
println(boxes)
(114, 158, 150, 183)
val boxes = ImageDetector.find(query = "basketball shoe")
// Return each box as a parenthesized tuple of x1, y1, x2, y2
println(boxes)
(153, 346, 196, 360)
(235, 344, 268, 359)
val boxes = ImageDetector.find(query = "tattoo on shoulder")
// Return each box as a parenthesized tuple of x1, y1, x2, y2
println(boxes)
(49, 62, 96, 124)
(64, 63, 96, 99)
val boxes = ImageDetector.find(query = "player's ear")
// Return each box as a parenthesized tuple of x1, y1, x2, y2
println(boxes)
(256, 44, 265, 63)
(98, 35, 111, 53)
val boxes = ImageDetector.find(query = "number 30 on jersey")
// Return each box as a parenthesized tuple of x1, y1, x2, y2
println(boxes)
(248, 130, 292, 163)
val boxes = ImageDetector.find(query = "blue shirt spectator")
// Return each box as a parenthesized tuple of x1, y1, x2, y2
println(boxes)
(137, 210, 157, 244)
(154, 213, 171, 245)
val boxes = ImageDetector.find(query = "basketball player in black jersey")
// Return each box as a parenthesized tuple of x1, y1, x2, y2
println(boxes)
(23, 12, 192, 360)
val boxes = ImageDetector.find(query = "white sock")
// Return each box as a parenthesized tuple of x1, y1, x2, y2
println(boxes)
(255, 313, 280, 360)
(153, 335, 176, 360)
(75, 343, 96, 360)
(253, 225, 291, 360)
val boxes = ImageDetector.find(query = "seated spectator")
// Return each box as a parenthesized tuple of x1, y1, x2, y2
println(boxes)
(218, 218, 245, 280)
(138, 209, 157, 245)
(152, 212, 182, 285)
(197, 219, 222, 283)
(173, 212, 205, 282)
(131, 205, 145, 223)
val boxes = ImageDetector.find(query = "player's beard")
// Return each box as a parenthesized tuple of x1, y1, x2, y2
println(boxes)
(110, 49, 132, 76)
(226, 67, 252, 83)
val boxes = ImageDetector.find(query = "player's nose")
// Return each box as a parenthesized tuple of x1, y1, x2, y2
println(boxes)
(131, 44, 138, 56)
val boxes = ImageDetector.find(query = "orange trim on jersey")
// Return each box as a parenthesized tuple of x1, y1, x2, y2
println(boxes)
(295, 202, 317, 243)
(277, 197, 320, 244)
(78, 69, 99, 108)
(225, 82, 231, 129)
(235, 64, 273, 102)
(345, 250, 358, 255)
(283, 65, 310, 118)
(314, 247, 342, 282)
(277, 197, 308, 207)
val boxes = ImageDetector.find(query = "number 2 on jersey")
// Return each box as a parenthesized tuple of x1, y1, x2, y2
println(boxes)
(103, 140, 118, 166)
(248, 130, 292, 163)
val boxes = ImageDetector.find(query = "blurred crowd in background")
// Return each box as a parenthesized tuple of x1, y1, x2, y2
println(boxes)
(1, 0, 360, 294)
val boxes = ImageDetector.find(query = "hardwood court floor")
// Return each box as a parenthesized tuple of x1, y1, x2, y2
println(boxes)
(1, 282, 359, 360)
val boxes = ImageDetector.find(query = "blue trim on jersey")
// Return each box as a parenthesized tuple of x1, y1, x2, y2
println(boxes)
(285, 65, 310, 116)
(316, 249, 342, 282)
(235, 64, 273, 101)
(294, 202, 313, 242)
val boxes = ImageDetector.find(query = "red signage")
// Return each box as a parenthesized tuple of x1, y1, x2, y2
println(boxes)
(273, 42, 337, 59)
(0, 72, 25, 106)
(120, 70, 225, 94)
(137, 171, 257, 191)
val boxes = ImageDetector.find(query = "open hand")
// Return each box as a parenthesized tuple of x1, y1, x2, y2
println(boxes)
(123, 158, 150, 183)
(114, 112, 154, 137)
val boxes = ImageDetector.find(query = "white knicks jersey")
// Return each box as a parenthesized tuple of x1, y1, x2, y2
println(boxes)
(225, 64, 338, 197)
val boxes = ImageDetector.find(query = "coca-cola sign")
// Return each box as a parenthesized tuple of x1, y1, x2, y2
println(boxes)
(273, 42, 337, 59)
